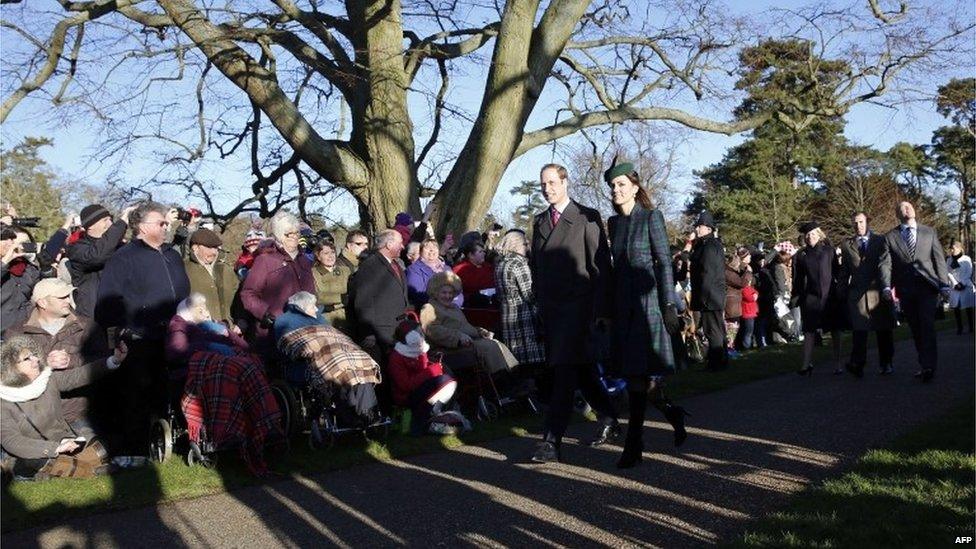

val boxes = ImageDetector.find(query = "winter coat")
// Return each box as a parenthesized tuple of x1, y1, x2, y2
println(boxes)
(94, 239, 191, 340)
(65, 219, 128, 317)
(689, 234, 726, 312)
(238, 241, 314, 344)
(947, 254, 976, 309)
(312, 263, 351, 330)
(0, 260, 39, 334)
(452, 260, 495, 304)
(724, 266, 747, 320)
(336, 248, 361, 273)
(387, 350, 446, 406)
(529, 200, 612, 366)
(346, 252, 409, 348)
(606, 205, 675, 377)
(741, 286, 759, 319)
(184, 253, 240, 327)
(4, 311, 111, 424)
(419, 300, 518, 374)
(0, 360, 114, 459)
(837, 233, 895, 331)
(494, 252, 545, 365)
(165, 314, 250, 365)
(792, 242, 834, 332)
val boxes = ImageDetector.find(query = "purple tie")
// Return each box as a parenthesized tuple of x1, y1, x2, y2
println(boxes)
(550, 207, 561, 227)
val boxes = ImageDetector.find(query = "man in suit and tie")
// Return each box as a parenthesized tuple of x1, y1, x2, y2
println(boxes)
(879, 201, 951, 382)
(347, 229, 409, 410)
(838, 212, 895, 377)
(529, 163, 619, 464)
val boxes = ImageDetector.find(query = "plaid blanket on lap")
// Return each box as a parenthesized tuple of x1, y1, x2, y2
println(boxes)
(181, 351, 283, 472)
(278, 325, 381, 390)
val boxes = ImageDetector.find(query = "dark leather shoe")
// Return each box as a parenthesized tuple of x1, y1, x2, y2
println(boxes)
(531, 441, 560, 463)
(921, 368, 935, 382)
(584, 420, 621, 447)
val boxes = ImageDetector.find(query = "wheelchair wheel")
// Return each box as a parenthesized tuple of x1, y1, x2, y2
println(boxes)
(149, 418, 173, 463)
(476, 397, 500, 422)
(186, 441, 215, 468)
(270, 380, 301, 438)
(308, 414, 336, 451)
(526, 395, 542, 415)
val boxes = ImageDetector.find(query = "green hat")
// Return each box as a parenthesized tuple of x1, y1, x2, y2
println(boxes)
(603, 160, 635, 183)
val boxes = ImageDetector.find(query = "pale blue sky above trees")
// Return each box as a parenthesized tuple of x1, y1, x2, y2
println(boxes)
(1, 0, 972, 226)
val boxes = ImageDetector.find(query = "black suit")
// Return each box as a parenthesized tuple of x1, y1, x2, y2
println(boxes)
(347, 252, 409, 350)
(879, 223, 950, 372)
(530, 200, 616, 441)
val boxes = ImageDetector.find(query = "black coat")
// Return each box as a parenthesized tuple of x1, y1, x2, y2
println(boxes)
(66, 219, 128, 317)
(689, 234, 725, 312)
(94, 239, 191, 339)
(791, 243, 834, 332)
(0, 261, 39, 334)
(347, 252, 409, 347)
(530, 201, 612, 366)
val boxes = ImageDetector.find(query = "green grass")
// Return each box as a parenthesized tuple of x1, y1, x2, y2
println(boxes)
(0, 319, 956, 532)
(730, 396, 975, 548)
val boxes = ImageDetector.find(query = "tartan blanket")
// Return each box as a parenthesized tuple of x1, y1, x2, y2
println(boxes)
(181, 351, 283, 473)
(278, 325, 381, 389)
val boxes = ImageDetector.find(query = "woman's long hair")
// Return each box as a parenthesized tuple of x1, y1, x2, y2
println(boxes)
(607, 172, 653, 214)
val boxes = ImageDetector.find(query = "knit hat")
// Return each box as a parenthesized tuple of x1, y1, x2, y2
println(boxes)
(394, 212, 413, 227)
(695, 211, 716, 229)
(79, 204, 111, 229)
(393, 312, 429, 358)
(394, 312, 421, 344)
(798, 221, 820, 235)
(189, 228, 222, 248)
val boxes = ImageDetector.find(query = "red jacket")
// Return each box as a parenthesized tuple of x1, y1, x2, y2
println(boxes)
(452, 260, 495, 302)
(387, 350, 444, 406)
(741, 286, 759, 319)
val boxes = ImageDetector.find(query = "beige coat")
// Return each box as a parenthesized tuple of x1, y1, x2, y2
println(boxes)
(419, 301, 517, 374)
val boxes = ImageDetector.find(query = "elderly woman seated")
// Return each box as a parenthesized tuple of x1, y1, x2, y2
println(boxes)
(165, 293, 283, 476)
(0, 336, 125, 480)
(274, 291, 383, 425)
(420, 271, 518, 375)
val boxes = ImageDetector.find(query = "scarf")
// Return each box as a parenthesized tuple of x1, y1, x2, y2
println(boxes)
(6, 257, 28, 277)
(0, 367, 52, 403)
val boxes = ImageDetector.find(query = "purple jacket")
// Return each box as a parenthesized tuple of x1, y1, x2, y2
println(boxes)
(405, 259, 463, 309)
(239, 242, 314, 343)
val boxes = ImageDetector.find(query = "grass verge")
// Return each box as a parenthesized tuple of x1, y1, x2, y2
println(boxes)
(730, 396, 976, 547)
(0, 320, 954, 532)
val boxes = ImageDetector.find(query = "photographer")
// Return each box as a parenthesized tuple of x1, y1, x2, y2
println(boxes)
(66, 204, 135, 317)
(1, 227, 41, 333)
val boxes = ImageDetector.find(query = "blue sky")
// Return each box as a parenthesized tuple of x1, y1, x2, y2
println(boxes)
(1, 0, 972, 225)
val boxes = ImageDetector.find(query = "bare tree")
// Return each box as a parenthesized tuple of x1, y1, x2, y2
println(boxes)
(1, 0, 972, 235)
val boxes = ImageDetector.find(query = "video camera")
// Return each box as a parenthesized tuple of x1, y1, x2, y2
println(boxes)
(174, 207, 202, 224)
(8, 217, 40, 228)
(303, 229, 335, 251)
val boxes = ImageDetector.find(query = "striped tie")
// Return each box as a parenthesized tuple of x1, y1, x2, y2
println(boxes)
(905, 226, 916, 259)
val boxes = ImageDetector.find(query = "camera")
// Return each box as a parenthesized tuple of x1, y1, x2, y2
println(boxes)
(303, 229, 334, 251)
(10, 217, 40, 228)
(174, 207, 201, 224)
(19, 242, 37, 254)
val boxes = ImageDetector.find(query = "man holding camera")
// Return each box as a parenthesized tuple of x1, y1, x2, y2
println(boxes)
(1, 227, 40, 333)
(95, 201, 190, 455)
(66, 203, 135, 317)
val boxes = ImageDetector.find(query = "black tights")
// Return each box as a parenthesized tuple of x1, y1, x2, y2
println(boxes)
(623, 377, 671, 442)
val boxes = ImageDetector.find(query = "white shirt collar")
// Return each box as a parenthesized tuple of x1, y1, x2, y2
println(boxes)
(900, 221, 917, 230)
(551, 197, 571, 214)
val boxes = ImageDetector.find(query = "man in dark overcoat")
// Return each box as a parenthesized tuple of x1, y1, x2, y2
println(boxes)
(685, 211, 727, 371)
(837, 212, 895, 376)
(529, 163, 618, 463)
(879, 201, 951, 381)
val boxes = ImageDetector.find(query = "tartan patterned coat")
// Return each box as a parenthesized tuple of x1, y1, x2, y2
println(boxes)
(607, 205, 676, 377)
(495, 252, 546, 365)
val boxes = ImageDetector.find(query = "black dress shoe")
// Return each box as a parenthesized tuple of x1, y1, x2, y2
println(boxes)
(584, 420, 621, 447)
(531, 440, 561, 463)
(921, 369, 935, 382)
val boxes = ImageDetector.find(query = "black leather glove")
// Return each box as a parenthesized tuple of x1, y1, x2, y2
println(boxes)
(259, 312, 276, 329)
(955, 283, 965, 291)
(663, 304, 681, 335)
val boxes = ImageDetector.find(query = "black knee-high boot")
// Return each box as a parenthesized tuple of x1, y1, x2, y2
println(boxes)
(955, 308, 964, 335)
(617, 390, 647, 469)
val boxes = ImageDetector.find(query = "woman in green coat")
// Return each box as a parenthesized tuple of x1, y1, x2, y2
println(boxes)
(605, 160, 689, 468)
(312, 240, 351, 333)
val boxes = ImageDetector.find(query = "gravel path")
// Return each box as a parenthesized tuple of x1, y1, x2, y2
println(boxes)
(5, 332, 973, 548)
